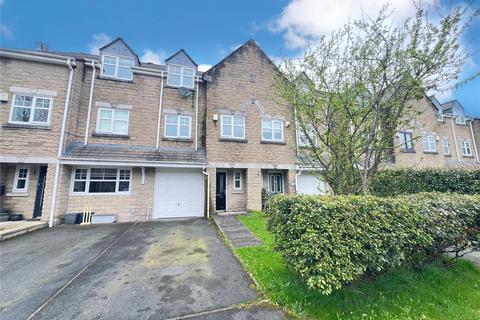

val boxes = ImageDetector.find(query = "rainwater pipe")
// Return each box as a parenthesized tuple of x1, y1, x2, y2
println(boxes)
(294, 166, 303, 193)
(155, 72, 165, 150)
(84, 60, 97, 146)
(49, 58, 75, 227)
(195, 78, 200, 151)
(202, 165, 210, 219)
(469, 120, 480, 163)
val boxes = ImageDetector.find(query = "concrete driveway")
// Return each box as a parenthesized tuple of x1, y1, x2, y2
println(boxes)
(0, 219, 286, 320)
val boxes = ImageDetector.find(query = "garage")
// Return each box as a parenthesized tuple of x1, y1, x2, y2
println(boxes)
(153, 168, 205, 219)
(297, 171, 326, 195)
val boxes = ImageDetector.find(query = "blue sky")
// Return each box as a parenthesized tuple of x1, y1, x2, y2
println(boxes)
(1, 0, 478, 116)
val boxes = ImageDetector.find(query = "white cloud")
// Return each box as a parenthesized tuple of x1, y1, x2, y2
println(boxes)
(198, 64, 212, 72)
(272, 0, 435, 49)
(88, 33, 112, 55)
(141, 49, 165, 64)
(0, 24, 12, 38)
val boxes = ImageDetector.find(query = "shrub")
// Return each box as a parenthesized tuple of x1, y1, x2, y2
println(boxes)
(370, 168, 480, 196)
(266, 192, 480, 295)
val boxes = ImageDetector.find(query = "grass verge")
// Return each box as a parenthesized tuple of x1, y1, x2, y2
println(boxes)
(235, 211, 480, 320)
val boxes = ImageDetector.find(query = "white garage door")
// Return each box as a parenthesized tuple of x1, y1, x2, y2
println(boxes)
(153, 168, 204, 219)
(297, 172, 326, 195)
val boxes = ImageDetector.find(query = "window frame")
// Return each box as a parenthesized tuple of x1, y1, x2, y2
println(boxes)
(9, 94, 53, 126)
(268, 172, 284, 194)
(461, 140, 473, 156)
(13, 165, 30, 193)
(298, 125, 317, 147)
(101, 55, 134, 81)
(166, 64, 195, 89)
(398, 131, 414, 152)
(233, 171, 242, 191)
(262, 118, 284, 142)
(221, 115, 246, 139)
(422, 134, 437, 153)
(455, 116, 466, 125)
(95, 107, 130, 135)
(440, 136, 450, 155)
(71, 167, 132, 195)
(164, 114, 192, 139)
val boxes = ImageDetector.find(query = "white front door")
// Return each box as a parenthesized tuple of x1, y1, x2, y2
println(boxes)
(153, 168, 204, 219)
(297, 172, 326, 195)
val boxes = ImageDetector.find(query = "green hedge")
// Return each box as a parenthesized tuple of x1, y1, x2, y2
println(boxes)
(369, 168, 480, 196)
(266, 193, 480, 295)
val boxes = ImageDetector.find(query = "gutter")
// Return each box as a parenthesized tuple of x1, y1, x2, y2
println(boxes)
(49, 57, 75, 227)
(59, 157, 206, 168)
(84, 60, 97, 146)
(0, 50, 77, 67)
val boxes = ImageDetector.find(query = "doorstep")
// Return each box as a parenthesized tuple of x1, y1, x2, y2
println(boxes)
(0, 221, 48, 241)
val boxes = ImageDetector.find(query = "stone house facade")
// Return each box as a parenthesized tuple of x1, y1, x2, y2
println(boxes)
(0, 38, 478, 224)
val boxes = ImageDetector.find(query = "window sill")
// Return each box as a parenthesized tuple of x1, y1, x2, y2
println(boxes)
(423, 151, 439, 155)
(400, 149, 416, 153)
(219, 138, 248, 143)
(97, 76, 134, 84)
(165, 84, 195, 91)
(462, 155, 474, 159)
(443, 154, 452, 157)
(232, 190, 244, 194)
(261, 140, 286, 145)
(3, 123, 52, 130)
(5, 192, 29, 197)
(162, 137, 193, 143)
(92, 132, 130, 139)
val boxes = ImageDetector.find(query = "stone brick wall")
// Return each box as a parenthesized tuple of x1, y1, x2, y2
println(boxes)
(205, 41, 297, 167)
(70, 67, 207, 150)
(0, 58, 71, 157)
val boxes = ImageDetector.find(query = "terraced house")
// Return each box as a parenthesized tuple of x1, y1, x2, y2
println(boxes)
(1, 38, 479, 225)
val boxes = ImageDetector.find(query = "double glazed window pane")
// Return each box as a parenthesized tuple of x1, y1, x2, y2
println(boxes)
(11, 95, 50, 124)
(165, 114, 190, 138)
(98, 109, 128, 134)
(16, 168, 28, 190)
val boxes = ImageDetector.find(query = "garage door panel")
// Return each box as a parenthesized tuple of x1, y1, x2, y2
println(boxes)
(297, 173, 326, 195)
(154, 169, 204, 219)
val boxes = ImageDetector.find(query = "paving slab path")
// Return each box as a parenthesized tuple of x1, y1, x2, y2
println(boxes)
(213, 214, 262, 248)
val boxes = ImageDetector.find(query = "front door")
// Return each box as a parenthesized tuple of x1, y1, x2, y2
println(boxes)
(216, 172, 226, 211)
(33, 166, 48, 219)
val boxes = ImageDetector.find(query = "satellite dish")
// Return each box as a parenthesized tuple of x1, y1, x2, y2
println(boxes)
(179, 87, 192, 97)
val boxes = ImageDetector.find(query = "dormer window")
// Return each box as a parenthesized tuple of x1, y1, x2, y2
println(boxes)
(167, 65, 195, 89)
(101, 55, 133, 80)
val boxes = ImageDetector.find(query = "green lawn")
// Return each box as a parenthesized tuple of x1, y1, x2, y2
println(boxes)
(236, 212, 480, 320)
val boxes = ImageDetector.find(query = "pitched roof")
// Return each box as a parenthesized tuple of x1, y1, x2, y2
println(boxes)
(98, 37, 141, 64)
(165, 49, 198, 67)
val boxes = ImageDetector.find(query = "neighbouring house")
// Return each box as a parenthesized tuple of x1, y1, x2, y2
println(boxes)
(0, 38, 479, 224)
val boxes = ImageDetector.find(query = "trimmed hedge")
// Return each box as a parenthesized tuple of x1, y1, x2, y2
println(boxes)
(369, 168, 480, 196)
(266, 192, 480, 295)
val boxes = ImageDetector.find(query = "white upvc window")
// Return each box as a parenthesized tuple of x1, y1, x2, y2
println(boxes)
(72, 168, 131, 194)
(456, 116, 466, 125)
(167, 65, 195, 89)
(221, 115, 245, 139)
(437, 113, 444, 122)
(269, 172, 284, 194)
(422, 134, 437, 152)
(441, 136, 450, 155)
(262, 119, 284, 142)
(13, 166, 29, 192)
(298, 125, 316, 147)
(9, 95, 52, 125)
(461, 140, 473, 156)
(101, 55, 134, 80)
(96, 108, 129, 135)
(233, 171, 242, 191)
(164, 114, 191, 139)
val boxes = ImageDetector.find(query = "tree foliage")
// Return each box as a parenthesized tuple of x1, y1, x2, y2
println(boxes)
(276, 4, 479, 194)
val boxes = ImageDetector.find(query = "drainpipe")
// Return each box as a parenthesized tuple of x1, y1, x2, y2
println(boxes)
(84, 60, 97, 146)
(202, 165, 210, 219)
(155, 72, 165, 150)
(195, 78, 200, 151)
(49, 58, 75, 227)
(294, 166, 303, 193)
(450, 117, 461, 162)
(469, 120, 480, 163)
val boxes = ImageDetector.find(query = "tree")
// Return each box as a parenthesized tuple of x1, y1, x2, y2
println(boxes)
(276, 4, 479, 195)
